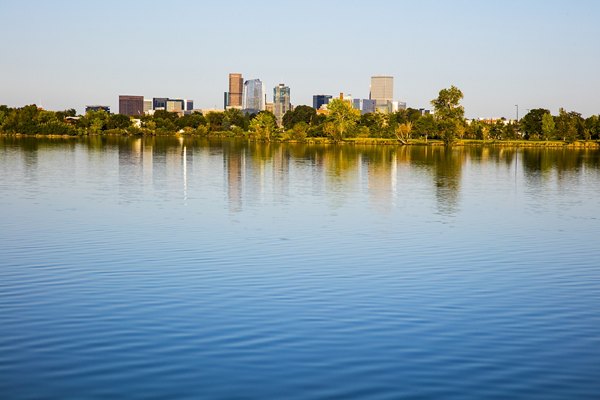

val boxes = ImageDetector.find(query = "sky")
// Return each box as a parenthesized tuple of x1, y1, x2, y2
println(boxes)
(1, 0, 599, 118)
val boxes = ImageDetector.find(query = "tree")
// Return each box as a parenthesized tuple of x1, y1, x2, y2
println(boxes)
(107, 113, 132, 130)
(555, 108, 582, 142)
(466, 120, 489, 140)
(431, 86, 465, 144)
(282, 105, 316, 130)
(249, 111, 276, 141)
(223, 108, 248, 131)
(520, 108, 549, 139)
(325, 98, 360, 141)
(541, 112, 555, 141)
(205, 112, 225, 132)
(175, 113, 206, 130)
(394, 122, 412, 143)
(431, 86, 464, 121)
(290, 121, 309, 141)
(413, 114, 436, 142)
(585, 115, 600, 140)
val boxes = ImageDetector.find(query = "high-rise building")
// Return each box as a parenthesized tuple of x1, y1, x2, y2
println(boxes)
(119, 95, 144, 116)
(143, 99, 153, 113)
(85, 105, 110, 113)
(369, 76, 394, 109)
(243, 79, 265, 113)
(273, 84, 291, 125)
(227, 73, 243, 108)
(313, 94, 332, 110)
(353, 99, 376, 114)
(166, 99, 184, 113)
(153, 97, 168, 110)
(185, 99, 194, 111)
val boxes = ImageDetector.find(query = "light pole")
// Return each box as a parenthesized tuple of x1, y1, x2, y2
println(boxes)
(515, 104, 519, 122)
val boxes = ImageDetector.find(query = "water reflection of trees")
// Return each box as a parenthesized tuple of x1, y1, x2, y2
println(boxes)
(521, 148, 599, 177)
(4, 137, 599, 215)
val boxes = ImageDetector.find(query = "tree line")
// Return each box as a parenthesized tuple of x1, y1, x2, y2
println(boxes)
(1, 88, 599, 144)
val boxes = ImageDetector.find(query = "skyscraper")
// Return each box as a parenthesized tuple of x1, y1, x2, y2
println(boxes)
(119, 95, 144, 116)
(185, 99, 194, 111)
(369, 76, 394, 110)
(153, 97, 168, 110)
(243, 79, 265, 113)
(227, 73, 243, 108)
(313, 94, 332, 110)
(273, 84, 291, 125)
(166, 99, 184, 113)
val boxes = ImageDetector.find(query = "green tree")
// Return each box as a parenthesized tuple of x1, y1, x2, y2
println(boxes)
(520, 108, 549, 139)
(222, 108, 248, 131)
(107, 114, 132, 130)
(585, 115, 600, 140)
(249, 111, 276, 141)
(555, 108, 583, 142)
(175, 113, 206, 130)
(541, 112, 555, 140)
(413, 114, 436, 142)
(205, 112, 225, 132)
(325, 98, 360, 141)
(290, 121, 309, 141)
(282, 105, 316, 130)
(431, 86, 465, 144)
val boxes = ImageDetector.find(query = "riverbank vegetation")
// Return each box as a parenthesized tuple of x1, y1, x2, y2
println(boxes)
(1, 87, 599, 146)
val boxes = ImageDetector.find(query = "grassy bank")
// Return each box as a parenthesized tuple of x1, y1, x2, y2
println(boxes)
(2, 132, 600, 148)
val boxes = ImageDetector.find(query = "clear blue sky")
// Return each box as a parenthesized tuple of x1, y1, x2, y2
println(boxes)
(1, 0, 599, 118)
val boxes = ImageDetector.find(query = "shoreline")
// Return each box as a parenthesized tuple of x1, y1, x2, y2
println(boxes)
(1, 132, 599, 148)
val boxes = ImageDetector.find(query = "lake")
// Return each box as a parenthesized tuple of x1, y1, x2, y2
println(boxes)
(1, 136, 600, 399)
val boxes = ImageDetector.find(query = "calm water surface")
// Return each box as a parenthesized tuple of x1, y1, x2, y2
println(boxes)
(1, 137, 600, 399)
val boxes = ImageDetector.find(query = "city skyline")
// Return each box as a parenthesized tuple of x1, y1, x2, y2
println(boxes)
(1, 1, 599, 118)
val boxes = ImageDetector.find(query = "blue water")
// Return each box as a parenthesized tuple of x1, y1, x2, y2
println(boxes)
(1, 137, 600, 399)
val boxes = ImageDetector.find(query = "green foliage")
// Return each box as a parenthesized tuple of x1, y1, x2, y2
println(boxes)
(223, 108, 248, 131)
(431, 86, 465, 121)
(107, 114, 132, 130)
(290, 122, 309, 141)
(205, 112, 225, 132)
(326, 99, 360, 141)
(585, 115, 600, 140)
(555, 108, 584, 142)
(431, 86, 465, 144)
(175, 113, 206, 130)
(541, 112, 555, 140)
(153, 110, 179, 121)
(413, 114, 436, 141)
(520, 108, 549, 139)
(249, 111, 276, 141)
(282, 105, 316, 130)
(359, 112, 392, 138)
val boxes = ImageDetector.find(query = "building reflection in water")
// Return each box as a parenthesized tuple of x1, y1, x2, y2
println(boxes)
(105, 137, 600, 218)
(224, 141, 244, 213)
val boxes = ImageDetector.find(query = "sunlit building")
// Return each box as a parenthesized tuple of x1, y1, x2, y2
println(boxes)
(166, 99, 184, 113)
(119, 95, 144, 116)
(370, 75, 394, 112)
(225, 73, 243, 109)
(143, 99, 153, 114)
(273, 84, 291, 125)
